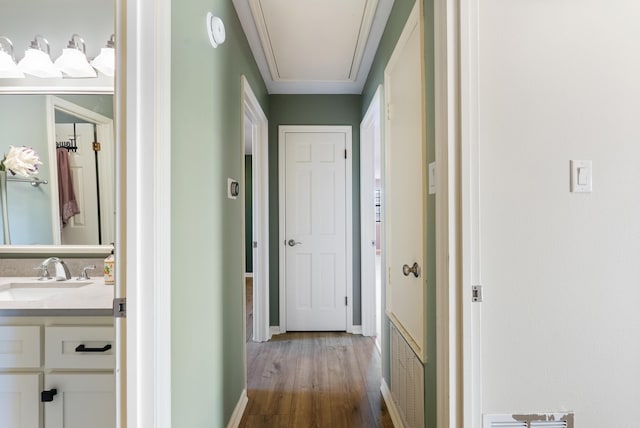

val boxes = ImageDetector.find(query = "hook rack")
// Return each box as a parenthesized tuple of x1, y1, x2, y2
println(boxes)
(7, 176, 48, 187)
(56, 139, 78, 152)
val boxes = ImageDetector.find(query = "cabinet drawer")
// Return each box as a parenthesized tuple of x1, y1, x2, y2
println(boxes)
(45, 326, 114, 370)
(0, 326, 41, 368)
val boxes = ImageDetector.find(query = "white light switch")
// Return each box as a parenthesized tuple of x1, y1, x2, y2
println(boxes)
(570, 160, 592, 193)
(428, 162, 436, 195)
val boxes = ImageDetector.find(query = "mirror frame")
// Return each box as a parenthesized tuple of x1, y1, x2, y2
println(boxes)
(0, 82, 114, 256)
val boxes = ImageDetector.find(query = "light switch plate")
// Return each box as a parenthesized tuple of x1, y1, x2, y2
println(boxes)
(428, 162, 436, 195)
(570, 160, 592, 193)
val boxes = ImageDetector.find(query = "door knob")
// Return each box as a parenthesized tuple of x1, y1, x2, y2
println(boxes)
(287, 239, 302, 247)
(402, 262, 421, 278)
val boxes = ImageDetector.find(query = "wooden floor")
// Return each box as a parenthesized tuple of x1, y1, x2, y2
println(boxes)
(241, 332, 394, 428)
(246, 277, 253, 342)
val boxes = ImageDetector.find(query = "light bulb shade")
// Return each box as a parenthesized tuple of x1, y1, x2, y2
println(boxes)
(54, 48, 96, 78)
(0, 51, 24, 78)
(17, 48, 62, 78)
(91, 47, 115, 77)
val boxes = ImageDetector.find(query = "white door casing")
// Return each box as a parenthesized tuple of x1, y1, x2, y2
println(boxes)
(360, 85, 383, 338)
(241, 76, 270, 343)
(279, 125, 352, 332)
(384, 2, 427, 362)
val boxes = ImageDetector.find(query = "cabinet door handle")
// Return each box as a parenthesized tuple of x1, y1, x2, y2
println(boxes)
(41, 389, 58, 402)
(75, 344, 112, 353)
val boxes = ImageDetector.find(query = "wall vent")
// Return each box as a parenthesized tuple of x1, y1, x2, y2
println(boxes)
(484, 413, 574, 428)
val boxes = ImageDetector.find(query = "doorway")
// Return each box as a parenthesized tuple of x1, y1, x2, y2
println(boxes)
(360, 85, 384, 349)
(241, 76, 269, 343)
(47, 96, 115, 246)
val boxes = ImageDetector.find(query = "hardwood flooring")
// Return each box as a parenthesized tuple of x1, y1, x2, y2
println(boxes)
(241, 332, 394, 428)
(246, 277, 253, 342)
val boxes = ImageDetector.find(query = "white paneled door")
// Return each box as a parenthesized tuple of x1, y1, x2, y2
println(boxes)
(384, 2, 426, 361)
(281, 126, 351, 331)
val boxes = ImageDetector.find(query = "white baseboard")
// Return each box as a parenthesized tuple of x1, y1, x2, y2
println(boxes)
(269, 326, 282, 337)
(350, 325, 363, 335)
(381, 379, 405, 428)
(244, 273, 254, 278)
(226, 389, 248, 428)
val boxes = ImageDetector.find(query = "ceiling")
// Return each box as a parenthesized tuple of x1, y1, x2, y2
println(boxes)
(233, 0, 394, 94)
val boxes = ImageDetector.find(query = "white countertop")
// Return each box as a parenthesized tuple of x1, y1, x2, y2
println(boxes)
(0, 277, 114, 315)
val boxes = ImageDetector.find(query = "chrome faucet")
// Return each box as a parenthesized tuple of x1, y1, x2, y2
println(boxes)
(39, 257, 72, 281)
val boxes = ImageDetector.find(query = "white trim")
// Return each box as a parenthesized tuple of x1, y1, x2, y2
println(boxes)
(0, 245, 112, 256)
(278, 125, 353, 332)
(244, 273, 254, 278)
(360, 85, 383, 338)
(46, 96, 115, 247)
(0, 82, 114, 95)
(381, 379, 406, 428)
(121, 0, 172, 426)
(226, 390, 249, 428)
(434, 0, 464, 426)
(241, 76, 270, 344)
(269, 326, 282, 337)
(460, 0, 481, 426)
(345, 129, 354, 334)
(351, 325, 363, 335)
(232, 0, 393, 94)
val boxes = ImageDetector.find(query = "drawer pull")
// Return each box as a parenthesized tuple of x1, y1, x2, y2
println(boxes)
(75, 344, 112, 353)
(41, 389, 58, 402)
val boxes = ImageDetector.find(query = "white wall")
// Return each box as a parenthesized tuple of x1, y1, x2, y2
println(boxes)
(477, 0, 640, 425)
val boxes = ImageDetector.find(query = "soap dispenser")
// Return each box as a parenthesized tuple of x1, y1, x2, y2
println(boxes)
(104, 246, 115, 285)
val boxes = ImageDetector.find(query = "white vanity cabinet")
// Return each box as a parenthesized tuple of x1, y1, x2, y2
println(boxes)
(0, 317, 114, 428)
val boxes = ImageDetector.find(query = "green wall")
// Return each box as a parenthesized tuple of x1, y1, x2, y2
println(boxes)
(245, 155, 253, 273)
(361, 0, 437, 426)
(171, 0, 268, 425)
(267, 94, 362, 326)
(0, 95, 53, 244)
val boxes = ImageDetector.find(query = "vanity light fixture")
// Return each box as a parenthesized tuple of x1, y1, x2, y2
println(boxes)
(91, 34, 115, 77)
(54, 34, 96, 78)
(0, 36, 24, 78)
(17, 35, 62, 78)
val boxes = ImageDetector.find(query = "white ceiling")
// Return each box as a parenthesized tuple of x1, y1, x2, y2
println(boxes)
(233, 0, 394, 94)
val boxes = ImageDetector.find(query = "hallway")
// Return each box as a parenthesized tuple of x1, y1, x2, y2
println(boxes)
(240, 332, 394, 428)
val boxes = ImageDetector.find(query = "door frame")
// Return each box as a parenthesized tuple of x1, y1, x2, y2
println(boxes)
(360, 85, 383, 338)
(278, 125, 354, 333)
(46, 96, 115, 246)
(119, 0, 172, 426)
(458, 0, 482, 426)
(241, 76, 270, 342)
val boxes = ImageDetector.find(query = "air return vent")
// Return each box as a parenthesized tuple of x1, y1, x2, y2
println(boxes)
(484, 413, 574, 428)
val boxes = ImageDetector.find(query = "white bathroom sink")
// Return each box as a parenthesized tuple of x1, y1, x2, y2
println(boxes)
(0, 281, 92, 301)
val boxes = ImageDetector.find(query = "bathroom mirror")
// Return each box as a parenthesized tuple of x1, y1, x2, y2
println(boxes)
(0, 93, 114, 255)
(0, 0, 115, 256)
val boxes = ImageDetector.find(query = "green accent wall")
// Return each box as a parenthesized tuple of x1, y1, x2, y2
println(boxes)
(267, 94, 362, 326)
(171, 0, 268, 426)
(361, 0, 437, 426)
(245, 155, 253, 273)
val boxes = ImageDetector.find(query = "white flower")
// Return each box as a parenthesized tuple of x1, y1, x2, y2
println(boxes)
(2, 146, 43, 178)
